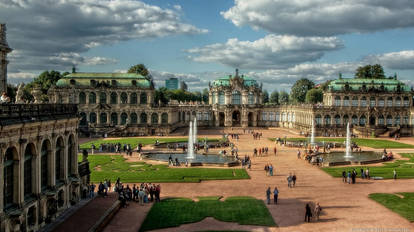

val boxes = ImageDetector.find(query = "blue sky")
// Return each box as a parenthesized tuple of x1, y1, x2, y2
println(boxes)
(2, 0, 414, 91)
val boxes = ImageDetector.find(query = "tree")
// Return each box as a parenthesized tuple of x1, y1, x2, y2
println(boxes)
(320, 80, 332, 91)
(279, 91, 289, 104)
(305, 88, 323, 104)
(270, 90, 279, 104)
(202, 88, 209, 103)
(21, 70, 64, 102)
(127, 64, 149, 76)
(262, 90, 269, 103)
(290, 78, 315, 103)
(154, 87, 168, 105)
(355, 64, 385, 79)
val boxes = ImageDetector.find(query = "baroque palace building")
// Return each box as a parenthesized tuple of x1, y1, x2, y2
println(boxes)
(0, 25, 90, 232)
(49, 68, 414, 137)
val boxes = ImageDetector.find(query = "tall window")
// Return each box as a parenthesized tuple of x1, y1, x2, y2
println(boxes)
(161, 113, 168, 124)
(370, 97, 376, 107)
(343, 96, 349, 106)
(324, 115, 331, 125)
(111, 113, 118, 125)
(140, 93, 147, 104)
(334, 96, 341, 106)
(110, 92, 118, 104)
(343, 115, 349, 125)
(79, 92, 86, 104)
(89, 112, 97, 123)
(387, 97, 393, 107)
(334, 115, 341, 125)
(24, 145, 34, 198)
(99, 92, 106, 104)
(352, 97, 358, 107)
(386, 115, 393, 126)
(140, 113, 147, 124)
(232, 91, 241, 105)
(378, 115, 385, 125)
(275, 113, 280, 122)
(55, 138, 64, 183)
(80, 112, 87, 126)
(4, 147, 16, 208)
(262, 112, 268, 121)
(130, 93, 137, 104)
(121, 92, 128, 104)
(248, 92, 255, 104)
(121, 113, 128, 125)
(218, 91, 225, 105)
(315, 115, 322, 125)
(68, 135, 75, 176)
(151, 113, 159, 124)
(41, 141, 50, 190)
(404, 97, 410, 107)
(359, 115, 366, 126)
(131, 113, 137, 124)
(89, 92, 96, 104)
(100, 113, 107, 124)
(378, 98, 385, 107)
(360, 97, 367, 107)
(351, 115, 358, 125)
(395, 115, 401, 125)
(395, 97, 401, 107)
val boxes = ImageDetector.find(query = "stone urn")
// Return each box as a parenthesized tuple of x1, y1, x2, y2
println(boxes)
(31, 88, 42, 103)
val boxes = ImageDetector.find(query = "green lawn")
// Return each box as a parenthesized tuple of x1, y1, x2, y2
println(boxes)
(139, 196, 276, 231)
(84, 155, 249, 183)
(322, 153, 414, 179)
(369, 192, 414, 222)
(80, 137, 219, 149)
(270, 137, 414, 149)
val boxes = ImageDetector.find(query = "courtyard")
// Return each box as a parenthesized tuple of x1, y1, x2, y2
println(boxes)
(69, 128, 414, 232)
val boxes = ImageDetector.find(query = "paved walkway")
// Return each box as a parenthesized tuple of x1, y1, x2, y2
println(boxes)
(102, 129, 414, 232)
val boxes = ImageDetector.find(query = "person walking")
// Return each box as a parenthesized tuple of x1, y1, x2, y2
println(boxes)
(314, 202, 322, 221)
(347, 171, 351, 184)
(305, 203, 312, 222)
(287, 173, 293, 188)
(393, 169, 397, 180)
(366, 168, 370, 179)
(273, 187, 279, 204)
(342, 170, 346, 183)
(292, 173, 297, 187)
(274, 147, 277, 156)
(269, 164, 274, 176)
(266, 187, 271, 204)
(297, 149, 301, 159)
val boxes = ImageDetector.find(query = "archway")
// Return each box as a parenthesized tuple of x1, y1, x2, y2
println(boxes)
(248, 112, 253, 127)
(232, 110, 241, 126)
(369, 116, 376, 126)
(219, 112, 225, 127)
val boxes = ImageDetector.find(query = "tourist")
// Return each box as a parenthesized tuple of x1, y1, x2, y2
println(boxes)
(0, 92, 10, 103)
(361, 168, 365, 179)
(155, 184, 161, 202)
(273, 187, 279, 204)
(287, 173, 293, 188)
(393, 169, 397, 179)
(292, 173, 297, 187)
(305, 203, 312, 222)
(108, 179, 111, 192)
(89, 183, 96, 198)
(274, 147, 277, 156)
(342, 170, 346, 183)
(365, 168, 370, 179)
(351, 169, 356, 184)
(347, 171, 351, 184)
(269, 164, 274, 176)
(138, 188, 145, 205)
(91, 144, 95, 155)
(297, 149, 301, 159)
(264, 164, 269, 176)
(266, 187, 271, 204)
(314, 202, 322, 221)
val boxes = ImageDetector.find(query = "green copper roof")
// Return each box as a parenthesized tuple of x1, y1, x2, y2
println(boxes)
(328, 78, 412, 92)
(55, 72, 151, 88)
(212, 75, 258, 87)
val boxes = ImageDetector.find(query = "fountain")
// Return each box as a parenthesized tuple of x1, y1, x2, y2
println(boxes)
(193, 117, 197, 148)
(344, 123, 352, 158)
(187, 121, 195, 159)
(310, 120, 315, 146)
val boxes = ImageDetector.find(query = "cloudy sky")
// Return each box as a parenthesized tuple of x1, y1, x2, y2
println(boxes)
(2, 0, 414, 91)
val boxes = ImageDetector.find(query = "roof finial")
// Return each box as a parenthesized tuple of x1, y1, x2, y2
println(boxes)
(72, 65, 76, 73)
(235, 68, 239, 77)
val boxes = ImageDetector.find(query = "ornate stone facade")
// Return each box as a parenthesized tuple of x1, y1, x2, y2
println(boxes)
(0, 24, 12, 94)
(0, 104, 89, 232)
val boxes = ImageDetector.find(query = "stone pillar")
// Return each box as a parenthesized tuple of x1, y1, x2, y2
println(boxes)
(253, 112, 258, 127)
(158, 113, 162, 125)
(18, 144, 24, 206)
(214, 111, 220, 127)
(208, 92, 212, 105)
(215, 94, 219, 105)
(242, 92, 248, 105)
(225, 92, 231, 105)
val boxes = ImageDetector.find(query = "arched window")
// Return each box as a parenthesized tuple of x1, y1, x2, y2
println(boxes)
(140, 113, 147, 124)
(68, 135, 75, 176)
(232, 91, 241, 105)
(24, 144, 35, 198)
(352, 97, 358, 107)
(403, 115, 409, 125)
(404, 97, 410, 107)
(79, 92, 86, 104)
(395, 115, 401, 125)
(386, 115, 393, 126)
(387, 97, 393, 107)
(218, 91, 225, 105)
(99, 92, 107, 104)
(378, 98, 385, 107)
(370, 97, 376, 107)
(130, 113, 137, 124)
(275, 112, 280, 122)
(80, 112, 87, 126)
(324, 115, 331, 125)
(343, 96, 349, 106)
(151, 113, 159, 124)
(395, 97, 401, 107)
(351, 115, 358, 125)
(130, 93, 137, 104)
(334, 115, 341, 125)
(55, 137, 64, 183)
(315, 115, 322, 125)
(248, 92, 255, 104)
(121, 92, 128, 104)
(334, 96, 341, 106)
(360, 97, 367, 107)
(100, 113, 107, 124)
(89, 92, 96, 104)
(41, 140, 51, 190)
(262, 112, 268, 121)
(110, 92, 118, 104)
(4, 147, 17, 208)
(111, 113, 118, 125)
(140, 93, 147, 104)
(378, 115, 385, 125)
(161, 113, 168, 124)
(204, 112, 209, 121)
(121, 113, 128, 125)
(89, 112, 97, 124)
(343, 115, 349, 125)
(359, 115, 366, 126)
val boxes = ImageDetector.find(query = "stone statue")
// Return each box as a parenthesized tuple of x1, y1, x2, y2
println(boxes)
(15, 83, 25, 103)
(31, 87, 42, 103)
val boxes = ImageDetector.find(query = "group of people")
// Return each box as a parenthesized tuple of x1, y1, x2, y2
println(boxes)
(252, 131, 262, 140)
(382, 149, 394, 161)
(240, 155, 251, 169)
(91, 143, 143, 155)
(96, 179, 112, 197)
(287, 173, 297, 188)
(264, 163, 274, 176)
(116, 182, 161, 207)
(0, 92, 11, 103)
(305, 202, 322, 222)
(266, 187, 279, 204)
(253, 147, 270, 156)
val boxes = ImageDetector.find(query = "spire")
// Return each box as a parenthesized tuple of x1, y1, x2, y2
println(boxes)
(235, 68, 239, 77)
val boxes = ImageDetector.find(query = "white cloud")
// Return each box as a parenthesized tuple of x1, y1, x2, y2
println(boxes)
(1, 0, 207, 73)
(222, 0, 414, 36)
(364, 50, 414, 70)
(186, 34, 343, 69)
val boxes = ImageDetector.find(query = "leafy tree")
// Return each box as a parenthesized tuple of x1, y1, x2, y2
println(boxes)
(128, 64, 149, 76)
(21, 70, 64, 102)
(320, 80, 333, 91)
(355, 64, 385, 79)
(270, 91, 279, 104)
(290, 78, 315, 103)
(279, 91, 289, 104)
(262, 90, 269, 103)
(305, 88, 323, 104)
(6, 84, 17, 102)
(202, 88, 209, 103)
(154, 87, 168, 105)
